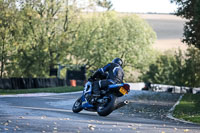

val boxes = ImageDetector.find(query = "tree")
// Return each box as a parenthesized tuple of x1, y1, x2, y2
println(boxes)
(0, 0, 156, 79)
(10, 0, 88, 77)
(96, 0, 113, 10)
(141, 50, 186, 86)
(69, 12, 156, 81)
(141, 48, 200, 87)
(141, 52, 175, 85)
(184, 47, 200, 87)
(170, 49, 186, 86)
(171, 0, 200, 49)
(0, 0, 19, 78)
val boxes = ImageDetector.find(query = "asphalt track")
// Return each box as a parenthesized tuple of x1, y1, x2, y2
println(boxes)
(0, 90, 200, 133)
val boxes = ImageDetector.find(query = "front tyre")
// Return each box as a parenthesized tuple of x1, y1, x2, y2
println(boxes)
(72, 97, 83, 113)
(97, 94, 116, 116)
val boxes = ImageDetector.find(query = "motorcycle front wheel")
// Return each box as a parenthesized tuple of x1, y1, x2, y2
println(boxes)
(72, 97, 83, 113)
(97, 94, 116, 116)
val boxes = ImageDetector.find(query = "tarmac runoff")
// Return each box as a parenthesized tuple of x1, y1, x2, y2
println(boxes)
(0, 82, 197, 125)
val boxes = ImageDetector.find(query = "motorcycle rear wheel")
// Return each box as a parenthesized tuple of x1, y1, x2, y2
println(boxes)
(72, 97, 83, 113)
(97, 94, 116, 116)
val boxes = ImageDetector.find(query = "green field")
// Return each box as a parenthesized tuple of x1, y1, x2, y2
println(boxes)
(0, 86, 83, 95)
(173, 94, 200, 124)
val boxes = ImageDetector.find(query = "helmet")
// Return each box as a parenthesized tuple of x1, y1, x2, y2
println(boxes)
(112, 58, 123, 67)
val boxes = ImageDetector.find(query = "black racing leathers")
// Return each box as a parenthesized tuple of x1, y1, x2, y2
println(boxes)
(91, 63, 124, 96)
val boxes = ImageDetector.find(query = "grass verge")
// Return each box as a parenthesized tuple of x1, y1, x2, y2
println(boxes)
(173, 94, 200, 124)
(0, 86, 83, 95)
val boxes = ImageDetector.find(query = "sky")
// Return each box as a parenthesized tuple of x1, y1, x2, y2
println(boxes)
(111, 0, 178, 13)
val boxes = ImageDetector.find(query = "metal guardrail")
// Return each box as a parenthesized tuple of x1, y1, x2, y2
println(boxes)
(143, 83, 200, 94)
(0, 78, 66, 90)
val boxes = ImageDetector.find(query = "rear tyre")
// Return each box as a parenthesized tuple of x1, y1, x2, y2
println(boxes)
(72, 97, 83, 113)
(97, 94, 116, 116)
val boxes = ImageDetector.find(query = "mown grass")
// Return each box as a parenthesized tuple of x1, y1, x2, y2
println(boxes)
(0, 86, 83, 95)
(173, 94, 200, 124)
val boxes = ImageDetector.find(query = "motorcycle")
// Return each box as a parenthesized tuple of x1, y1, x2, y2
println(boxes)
(72, 79, 130, 116)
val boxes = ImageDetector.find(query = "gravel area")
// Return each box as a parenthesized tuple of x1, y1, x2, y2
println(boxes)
(117, 91, 181, 120)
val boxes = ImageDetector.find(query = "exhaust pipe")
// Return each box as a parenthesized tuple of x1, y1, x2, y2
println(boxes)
(115, 100, 129, 110)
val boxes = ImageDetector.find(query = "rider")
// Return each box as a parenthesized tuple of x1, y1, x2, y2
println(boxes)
(89, 58, 124, 98)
